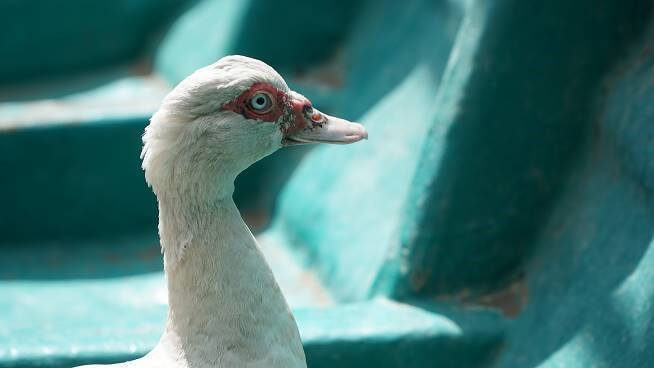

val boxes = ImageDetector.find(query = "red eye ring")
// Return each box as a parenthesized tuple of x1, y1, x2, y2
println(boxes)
(247, 90, 274, 114)
(222, 82, 286, 122)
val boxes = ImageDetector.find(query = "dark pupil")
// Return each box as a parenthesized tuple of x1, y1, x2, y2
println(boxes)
(256, 96, 266, 106)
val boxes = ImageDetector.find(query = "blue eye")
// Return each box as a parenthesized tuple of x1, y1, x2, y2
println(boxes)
(248, 91, 273, 113)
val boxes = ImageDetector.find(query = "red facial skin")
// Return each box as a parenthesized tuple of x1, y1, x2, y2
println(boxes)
(221, 82, 324, 136)
(222, 82, 288, 122)
(289, 98, 310, 134)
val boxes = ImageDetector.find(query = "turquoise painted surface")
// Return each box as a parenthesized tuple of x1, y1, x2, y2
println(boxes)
(0, 291, 503, 367)
(0, 119, 157, 243)
(390, 0, 654, 297)
(495, 20, 654, 368)
(0, 0, 191, 84)
(156, 0, 363, 85)
(1, 0, 654, 367)
(269, 0, 462, 302)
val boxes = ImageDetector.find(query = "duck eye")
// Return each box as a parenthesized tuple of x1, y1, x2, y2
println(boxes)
(248, 91, 273, 113)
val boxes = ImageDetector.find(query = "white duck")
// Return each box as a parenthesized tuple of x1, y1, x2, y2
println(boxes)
(78, 55, 367, 368)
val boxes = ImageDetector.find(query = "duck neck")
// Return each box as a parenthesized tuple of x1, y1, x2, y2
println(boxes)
(153, 185, 305, 366)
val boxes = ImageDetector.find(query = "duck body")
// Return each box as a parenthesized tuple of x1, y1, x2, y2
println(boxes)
(78, 55, 366, 368)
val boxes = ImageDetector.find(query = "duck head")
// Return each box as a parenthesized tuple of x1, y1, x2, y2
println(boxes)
(141, 55, 367, 198)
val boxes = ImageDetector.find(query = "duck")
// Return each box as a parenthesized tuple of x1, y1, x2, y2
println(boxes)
(77, 55, 367, 368)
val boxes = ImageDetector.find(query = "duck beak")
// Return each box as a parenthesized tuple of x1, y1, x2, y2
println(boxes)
(282, 98, 368, 146)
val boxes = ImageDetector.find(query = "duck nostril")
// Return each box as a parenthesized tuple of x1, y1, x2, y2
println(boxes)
(310, 111, 323, 123)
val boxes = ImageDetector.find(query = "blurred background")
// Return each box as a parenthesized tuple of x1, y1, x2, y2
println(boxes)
(1, 0, 654, 367)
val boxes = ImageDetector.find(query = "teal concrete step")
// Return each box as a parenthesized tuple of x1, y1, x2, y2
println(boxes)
(493, 14, 654, 367)
(0, 279, 504, 368)
(0, 0, 191, 84)
(0, 234, 504, 367)
(0, 69, 168, 129)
